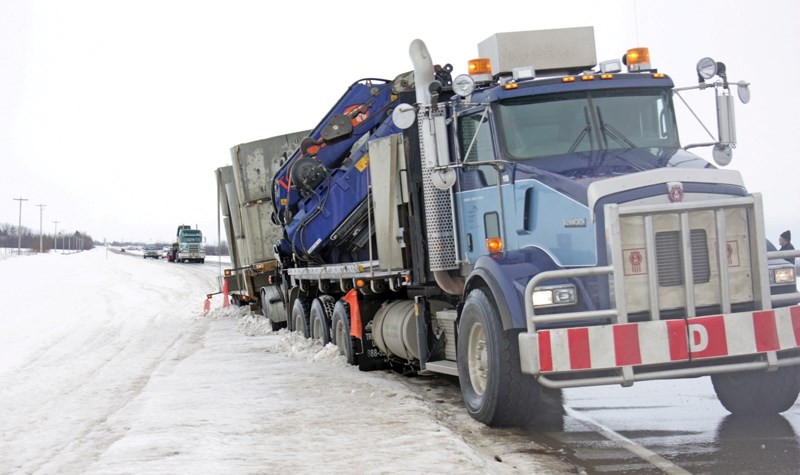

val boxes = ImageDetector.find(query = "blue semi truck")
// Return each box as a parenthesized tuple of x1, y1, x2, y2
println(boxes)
(231, 27, 800, 426)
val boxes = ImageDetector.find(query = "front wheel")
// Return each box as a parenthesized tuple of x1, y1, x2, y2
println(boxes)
(457, 288, 559, 427)
(712, 366, 800, 415)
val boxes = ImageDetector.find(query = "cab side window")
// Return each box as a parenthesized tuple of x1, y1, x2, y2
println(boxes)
(459, 111, 497, 187)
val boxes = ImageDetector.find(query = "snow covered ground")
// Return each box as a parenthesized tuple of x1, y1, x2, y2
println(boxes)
(0, 249, 569, 474)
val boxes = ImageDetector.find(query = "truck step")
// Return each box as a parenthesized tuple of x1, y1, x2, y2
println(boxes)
(423, 360, 459, 376)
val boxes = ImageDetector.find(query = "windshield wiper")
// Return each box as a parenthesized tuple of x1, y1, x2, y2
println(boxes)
(596, 107, 636, 148)
(568, 107, 595, 153)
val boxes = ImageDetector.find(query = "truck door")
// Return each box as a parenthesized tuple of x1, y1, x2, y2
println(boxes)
(456, 109, 505, 263)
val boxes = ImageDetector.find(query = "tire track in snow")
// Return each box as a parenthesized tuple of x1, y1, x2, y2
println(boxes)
(30, 318, 211, 474)
(0, 252, 219, 474)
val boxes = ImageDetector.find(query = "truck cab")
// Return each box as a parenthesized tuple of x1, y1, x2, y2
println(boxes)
(175, 225, 205, 263)
(398, 28, 800, 423)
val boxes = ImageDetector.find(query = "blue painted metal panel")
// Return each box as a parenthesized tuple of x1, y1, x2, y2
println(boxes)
(455, 180, 595, 266)
(278, 114, 402, 261)
(273, 79, 396, 227)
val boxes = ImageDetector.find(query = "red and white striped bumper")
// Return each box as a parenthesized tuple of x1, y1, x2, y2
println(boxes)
(520, 305, 800, 375)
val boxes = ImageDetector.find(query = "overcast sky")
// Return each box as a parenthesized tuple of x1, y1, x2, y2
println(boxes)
(2, 0, 798, 245)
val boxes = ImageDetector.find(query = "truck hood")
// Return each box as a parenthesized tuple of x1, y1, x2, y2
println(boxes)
(509, 147, 714, 206)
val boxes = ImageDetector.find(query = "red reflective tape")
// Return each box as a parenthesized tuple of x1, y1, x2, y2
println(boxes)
(753, 310, 779, 352)
(614, 323, 642, 366)
(279, 176, 290, 190)
(667, 319, 689, 361)
(568, 328, 591, 370)
(792, 306, 800, 346)
(688, 316, 728, 359)
(538, 331, 553, 373)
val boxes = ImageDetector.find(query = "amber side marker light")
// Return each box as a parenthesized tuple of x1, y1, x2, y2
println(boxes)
(486, 237, 504, 253)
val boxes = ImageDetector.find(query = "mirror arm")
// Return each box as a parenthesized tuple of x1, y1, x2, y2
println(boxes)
(684, 142, 720, 150)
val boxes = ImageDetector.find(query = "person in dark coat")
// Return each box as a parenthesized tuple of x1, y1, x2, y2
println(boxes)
(779, 230, 795, 263)
(780, 230, 794, 251)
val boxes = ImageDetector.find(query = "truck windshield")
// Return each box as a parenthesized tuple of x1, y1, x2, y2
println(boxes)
(496, 88, 679, 160)
(180, 232, 202, 243)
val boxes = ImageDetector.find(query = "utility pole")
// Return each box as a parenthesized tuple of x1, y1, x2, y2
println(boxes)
(36, 204, 46, 253)
(13, 197, 28, 256)
(53, 220, 60, 253)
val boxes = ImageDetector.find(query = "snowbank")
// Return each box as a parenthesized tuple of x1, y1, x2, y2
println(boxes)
(0, 249, 567, 474)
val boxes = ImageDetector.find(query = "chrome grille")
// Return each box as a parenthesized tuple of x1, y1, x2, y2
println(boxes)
(655, 229, 710, 286)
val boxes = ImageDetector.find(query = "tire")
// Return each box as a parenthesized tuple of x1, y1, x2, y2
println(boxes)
(310, 297, 333, 345)
(331, 300, 355, 365)
(457, 288, 558, 427)
(711, 366, 800, 415)
(291, 297, 310, 338)
(261, 287, 286, 331)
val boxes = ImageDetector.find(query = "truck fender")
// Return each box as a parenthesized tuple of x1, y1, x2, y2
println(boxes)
(464, 248, 560, 330)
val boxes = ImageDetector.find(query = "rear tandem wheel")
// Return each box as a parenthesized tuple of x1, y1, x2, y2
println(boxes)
(331, 300, 355, 365)
(290, 297, 311, 338)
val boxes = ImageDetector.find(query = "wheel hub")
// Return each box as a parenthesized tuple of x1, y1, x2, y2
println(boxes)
(468, 322, 488, 395)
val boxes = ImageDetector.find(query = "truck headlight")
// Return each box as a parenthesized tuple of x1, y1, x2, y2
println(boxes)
(453, 74, 475, 97)
(771, 267, 796, 285)
(532, 284, 577, 307)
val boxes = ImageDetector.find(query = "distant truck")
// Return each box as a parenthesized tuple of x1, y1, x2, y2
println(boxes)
(215, 131, 309, 323)
(174, 225, 205, 263)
